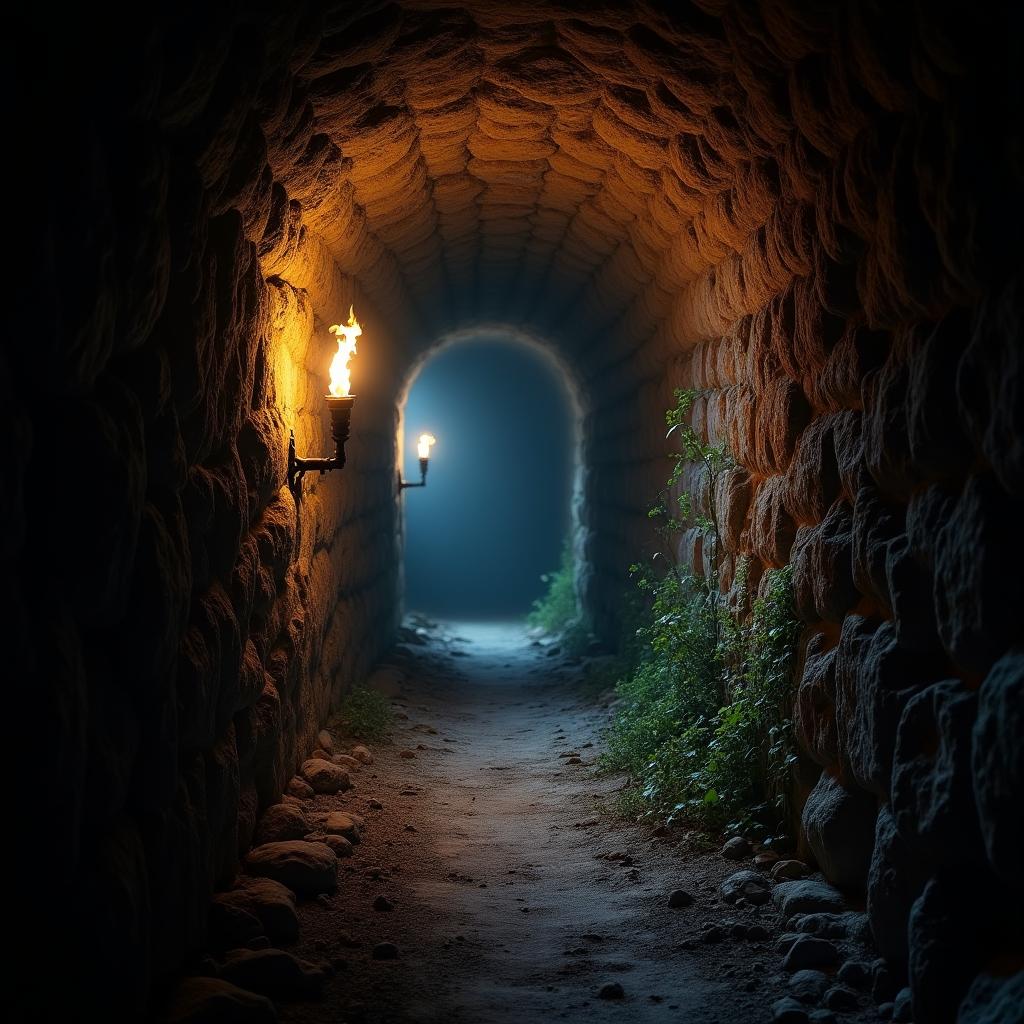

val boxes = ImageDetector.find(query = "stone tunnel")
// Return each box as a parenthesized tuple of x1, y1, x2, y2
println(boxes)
(12, 1, 1022, 1021)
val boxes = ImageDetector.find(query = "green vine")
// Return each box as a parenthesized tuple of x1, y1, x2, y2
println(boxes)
(601, 389, 801, 835)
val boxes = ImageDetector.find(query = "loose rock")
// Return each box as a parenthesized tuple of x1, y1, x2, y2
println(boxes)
(372, 942, 399, 960)
(788, 970, 829, 1004)
(254, 803, 309, 845)
(286, 777, 314, 800)
(772, 859, 810, 881)
(772, 880, 846, 917)
(399, 749, 416, 759)
(722, 836, 753, 860)
(324, 811, 362, 843)
(822, 986, 859, 1010)
(351, 745, 373, 764)
(300, 759, 351, 794)
(668, 889, 694, 908)
(332, 754, 362, 771)
(219, 948, 326, 999)
(771, 997, 810, 1024)
(597, 982, 625, 1000)
(373, 895, 394, 911)
(721, 870, 772, 906)
(245, 842, 338, 897)
(321, 835, 354, 857)
(217, 878, 299, 944)
(317, 729, 334, 753)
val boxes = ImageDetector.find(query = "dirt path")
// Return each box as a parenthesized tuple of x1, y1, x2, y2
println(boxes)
(281, 622, 794, 1024)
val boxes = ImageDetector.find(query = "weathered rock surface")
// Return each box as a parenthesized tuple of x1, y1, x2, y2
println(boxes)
(773, 880, 846, 918)
(802, 772, 877, 890)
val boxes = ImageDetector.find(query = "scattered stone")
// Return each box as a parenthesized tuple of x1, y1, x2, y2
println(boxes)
(255, 803, 309, 845)
(372, 942, 399, 960)
(782, 937, 840, 972)
(722, 837, 753, 860)
(808, 1012, 837, 1024)
(772, 997, 810, 1024)
(755, 851, 781, 868)
(156, 977, 276, 1023)
(286, 777, 315, 800)
(324, 811, 362, 843)
(836, 960, 872, 990)
(721, 870, 771, 905)
(565, 756, 583, 764)
(822, 986, 859, 1010)
(788, 970, 829, 1004)
(373, 895, 394, 911)
(772, 880, 846, 917)
(597, 982, 625, 1000)
(299, 759, 351, 794)
(772, 859, 810, 881)
(333, 754, 362, 771)
(412, 723, 438, 734)
(322, 835, 353, 857)
(281, 795, 304, 808)
(404, 824, 417, 833)
(245, 842, 338, 897)
(668, 889, 694, 908)
(317, 729, 334, 753)
(746, 924, 770, 941)
(219, 948, 326, 999)
(892, 987, 913, 1022)
(217, 878, 299, 944)
(558, 751, 581, 758)
(310, 749, 332, 762)
(793, 912, 852, 939)
(368, 799, 383, 809)
(352, 745, 373, 764)
(399, 749, 416, 759)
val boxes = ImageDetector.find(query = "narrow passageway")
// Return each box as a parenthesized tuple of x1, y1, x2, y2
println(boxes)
(274, 622, 869, 1024)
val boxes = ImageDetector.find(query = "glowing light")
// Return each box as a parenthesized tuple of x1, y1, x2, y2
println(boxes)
(417, 433, 436, 460)
(327, 306, 361, 397)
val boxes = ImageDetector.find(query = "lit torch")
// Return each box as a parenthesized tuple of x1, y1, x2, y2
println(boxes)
(400, 432, 437, 490)
(324, 306, 361, 468)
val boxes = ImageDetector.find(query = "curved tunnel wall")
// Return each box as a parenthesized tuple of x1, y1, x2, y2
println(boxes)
(14, 1, 1022, 1018)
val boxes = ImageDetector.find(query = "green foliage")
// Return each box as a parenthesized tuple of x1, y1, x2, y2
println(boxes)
(601, 389, 800, 833)
(338, 686, 392, 740)
(527, 543, 578, 632)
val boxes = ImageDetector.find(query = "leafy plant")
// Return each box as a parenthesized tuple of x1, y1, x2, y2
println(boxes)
(338, 686, 392, 740)
(600, 389, 800, 834)
(527, 542, 579, 633)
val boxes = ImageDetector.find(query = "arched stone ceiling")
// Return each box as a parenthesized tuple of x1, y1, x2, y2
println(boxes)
(238, 0, 975, 372)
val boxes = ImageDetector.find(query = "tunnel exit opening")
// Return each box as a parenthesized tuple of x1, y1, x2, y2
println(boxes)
(397, 327, 587, 625)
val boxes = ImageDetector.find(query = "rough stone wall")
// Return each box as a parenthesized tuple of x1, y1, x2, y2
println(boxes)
(14, 1, 1022, 1019)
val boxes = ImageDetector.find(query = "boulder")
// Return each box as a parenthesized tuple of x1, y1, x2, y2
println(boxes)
(801, 772, 877, 889)
(217, 877, 299, 944)
(721, 836, 752, 860)
(323, 811, 362, 843)
(244, 841, 337, 897)
(958, 971, 1024, 1024)
(782, 937, 840, 972)
(254, 803, 309, 845)
(219, 948, 326, 999)
(788, 969, 829, 1004)
(299, 759, 351, 794)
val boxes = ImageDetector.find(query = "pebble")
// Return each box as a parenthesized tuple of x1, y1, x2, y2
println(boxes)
(333, 754, 362, 770)
(372, 942, 399, 960)
(324, 812, 362, 843)
(368, 799, 384, 810)
(597, 982, 624, 1000)
(373, 895, 394, 912)
(399, 749, 417, 759)
(668, 889, 694, 908)
(321, 834, 354, 857)
(782, 937, 840, 972)
(755, 851, 780, 868)
(722, 837, 752, 860)
(565, 756, 583, 764)
(352, 745, 373, 764)
(729, 923, 748, 940)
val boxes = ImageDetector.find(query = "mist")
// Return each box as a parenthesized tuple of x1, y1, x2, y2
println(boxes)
(401, 337, 575, 620)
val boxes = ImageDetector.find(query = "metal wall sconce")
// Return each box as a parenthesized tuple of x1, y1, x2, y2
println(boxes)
(399, 433, 436, 490)
(288, 308, 361, 496)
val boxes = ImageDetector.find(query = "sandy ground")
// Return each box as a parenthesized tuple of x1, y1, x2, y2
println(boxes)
(278, 621, 814, 1024)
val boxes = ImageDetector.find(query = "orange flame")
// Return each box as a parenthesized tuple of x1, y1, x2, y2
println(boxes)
(328, 306, 361, 397)
(417, 433, 437, 459)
